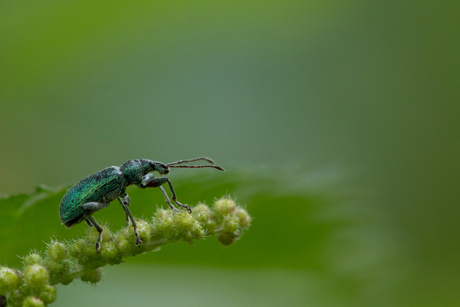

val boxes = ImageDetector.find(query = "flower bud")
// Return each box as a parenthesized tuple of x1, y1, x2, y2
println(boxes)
(185, 227, 205, 242)
(154, 208, 173, 222)
(100, 242, 120, 263)
(172, 212, 204, 242)
(149, 223, 157, 237)
(136, 219, 151, 243)
(192, 203, 211, 223)
(46, 241, 67, 262)
(82, 243, 99, 260)
(154, 210, 174, 237)
(45, 259, 70, 279)
(60, 275, 75, 286)
(235, 208, 251, 228)
(114, 233, 131, 255)
(23, 254, 43, 267)
(123, 219, 150, 246)
(173, 212, 196, 232)
(69, 239, 86, 258)
(0, 267, 21, 293)
(23, 265, 49, 289)
(8, 289, 25, 307)
(214, 198, 236, 215)
(87, 225, 112, 245)
(80, 268, 102, 285)
(22, 296, 44, 307)
(222, 215, 239, 233)
(217, 232, 238, 246)
(18, 285, 30, 296)
(38, 285, 56, 304)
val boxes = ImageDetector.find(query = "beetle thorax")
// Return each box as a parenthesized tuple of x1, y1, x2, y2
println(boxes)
(120, 159, 150, 185)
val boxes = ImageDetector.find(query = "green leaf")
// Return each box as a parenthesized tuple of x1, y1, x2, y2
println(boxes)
(0, 168, 339, 270)
(0, 167, 372, 306)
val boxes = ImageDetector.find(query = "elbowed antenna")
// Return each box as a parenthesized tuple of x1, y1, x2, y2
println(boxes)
(167, 157, 216, 166)
(168, 164, 225, 171)
(167, 157, 225, 171)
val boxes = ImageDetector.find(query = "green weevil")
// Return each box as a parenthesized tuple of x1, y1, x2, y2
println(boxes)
(59, 157, 224, 253)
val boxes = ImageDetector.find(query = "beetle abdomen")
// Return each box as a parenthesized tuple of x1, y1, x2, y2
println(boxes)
(59, 166, 128, 226)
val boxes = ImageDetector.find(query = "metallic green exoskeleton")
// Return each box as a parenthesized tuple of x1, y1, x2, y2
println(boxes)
(59, 157, 224, 253)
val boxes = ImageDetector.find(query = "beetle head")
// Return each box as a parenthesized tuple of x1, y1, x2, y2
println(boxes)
(149, 161, 170, 175)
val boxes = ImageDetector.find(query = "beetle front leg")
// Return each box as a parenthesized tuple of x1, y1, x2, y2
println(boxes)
(166, 180, 191, 213)
(142, 175, 175, 211)
(142, 175, 186, 212)
(117, 195, 142, 247)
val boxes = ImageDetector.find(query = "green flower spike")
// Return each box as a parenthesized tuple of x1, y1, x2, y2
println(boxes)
(0, 197, 251, 306)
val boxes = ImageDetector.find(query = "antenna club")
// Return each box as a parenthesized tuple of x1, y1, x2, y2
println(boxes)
(205, 157, 216, 165)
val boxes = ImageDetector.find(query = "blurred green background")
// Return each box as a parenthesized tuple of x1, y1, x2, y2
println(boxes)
(1, 1, 459, 306)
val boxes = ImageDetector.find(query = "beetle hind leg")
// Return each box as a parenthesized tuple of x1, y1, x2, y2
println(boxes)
(81, 202, 110, 215)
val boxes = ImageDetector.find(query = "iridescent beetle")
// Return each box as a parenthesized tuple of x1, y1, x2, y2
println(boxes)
(59, 157, 224, 253)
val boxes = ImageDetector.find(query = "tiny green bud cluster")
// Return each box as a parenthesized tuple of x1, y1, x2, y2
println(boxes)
(23, 253, 43, 267)
(0, 196, 251, 306)
(0, 264, 56, 307)
(215, 198, 237, 215)
(0, 267, 20, 293)
(46, 241, 67, 262)
(212, 197, 251, 245)
(22, 296, 44, 307)
(38, 285, 57, 305)
(80, 268, 102, 285)
(24, 265, 49, 289)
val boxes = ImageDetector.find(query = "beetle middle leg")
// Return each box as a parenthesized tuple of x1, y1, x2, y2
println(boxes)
(81, 202, 110, 253)
(117, 194, 131, 227)
(85, 216, 104, 253)
(158, 186, 178, 212)
(117, 195, 142, 247)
